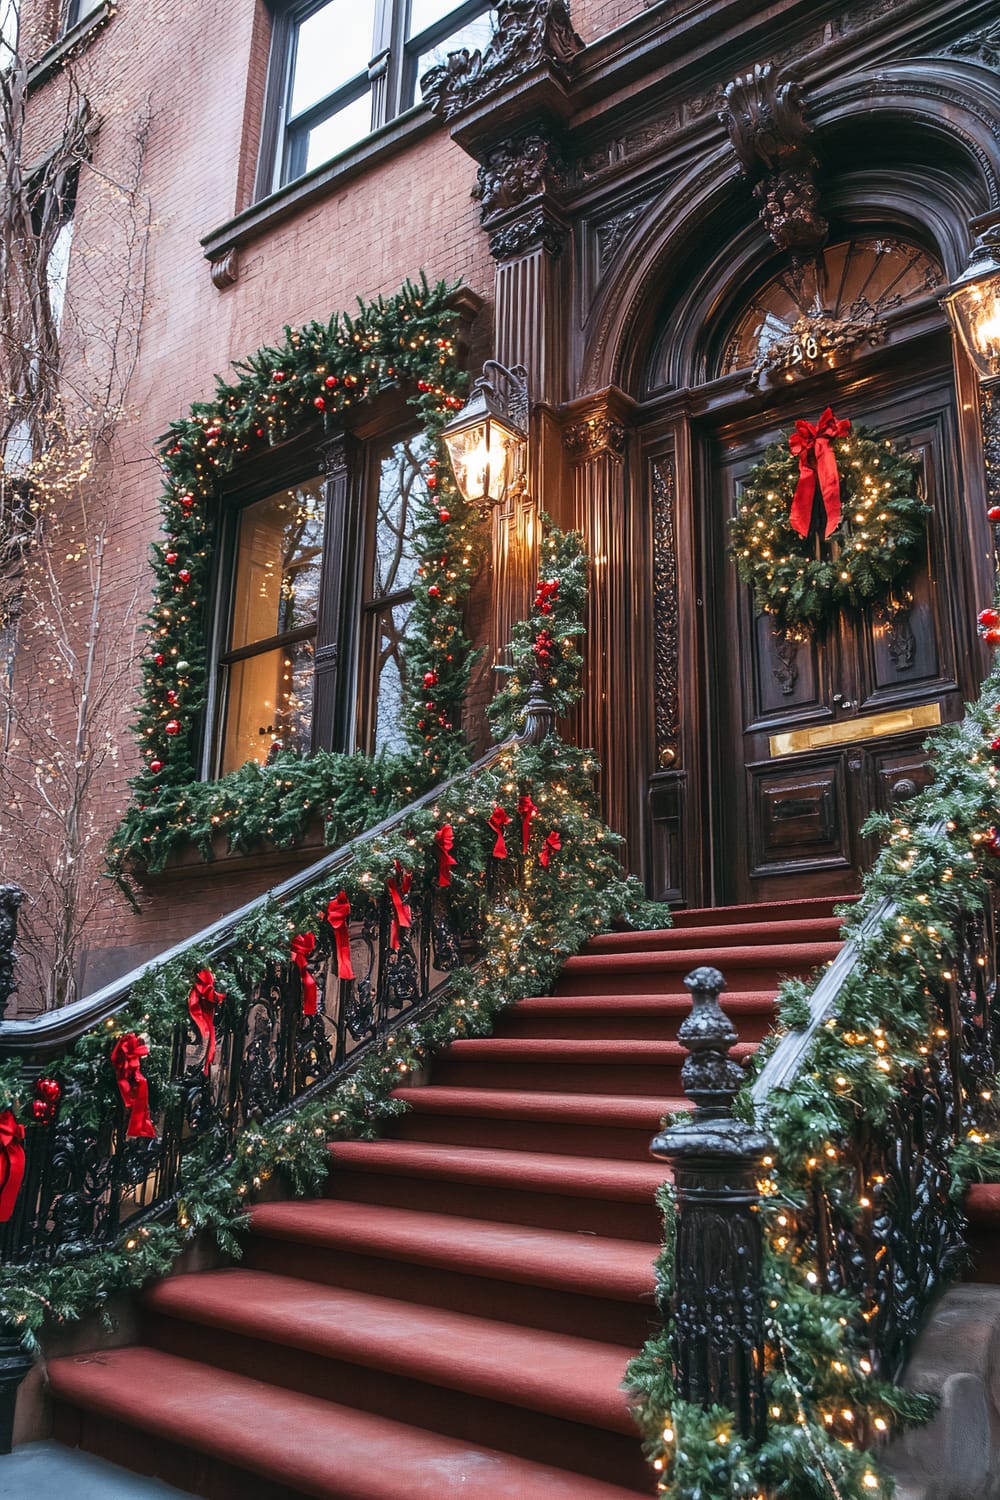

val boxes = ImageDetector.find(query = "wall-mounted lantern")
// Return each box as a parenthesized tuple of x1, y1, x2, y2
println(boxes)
(440, 360, 529, 511)
(942, 227, 1000, 386)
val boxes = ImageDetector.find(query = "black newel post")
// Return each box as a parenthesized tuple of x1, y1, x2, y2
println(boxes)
(0, 1327, 32, 1454)
(0, 884, 24, 1014)
(651, 965, 773, 1440)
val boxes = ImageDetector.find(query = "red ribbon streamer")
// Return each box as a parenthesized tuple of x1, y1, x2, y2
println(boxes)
(0, 1110, 25, 1223)
(188, 969, 224, 1075)
(387, 861, 412, 952)
(488, 806, 512, 859)
(434, 824, 457, 887)
(111, 1033, 157, 1139)
(518, 794, 538, 855)
(787, 408, 852, 539)
(290, 932, 318, 1015)
(539, 830, 562, 868)
(326, 892, 355, 980)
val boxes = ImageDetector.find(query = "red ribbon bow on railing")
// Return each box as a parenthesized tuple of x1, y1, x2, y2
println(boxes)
(517, 794, 538, 855)
(326, 892, 355, 980)
(188, 969, 224, 1076)
(488, 806, 512, 859)
(387, 861, 412, 952)
(787, 408, 852, 539)
(111, 1033, 157, 1139)
(290, 932, 318, 1015)
(539, 830, 562, 868)
(434, 824, 457, 888)
(0, 1110, 25, 1224)
(534, 579, 560, 614)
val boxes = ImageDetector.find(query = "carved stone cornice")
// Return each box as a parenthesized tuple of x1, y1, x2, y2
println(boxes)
(488, 207, 567, 261)
(947, 20, 1000, 70)
(420, 0, 583, 123)
(720, 62, 828, 255)
(474, 130, 565, 220)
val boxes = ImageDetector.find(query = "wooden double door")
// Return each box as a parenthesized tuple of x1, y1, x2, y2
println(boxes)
(706, 364, 978, 905)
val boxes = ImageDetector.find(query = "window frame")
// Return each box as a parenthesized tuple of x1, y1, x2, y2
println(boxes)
(258, 0, 491, 197)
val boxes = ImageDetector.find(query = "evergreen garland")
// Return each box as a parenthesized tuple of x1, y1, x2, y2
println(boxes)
(728, 424, 927, 633)
(114, 274, 484, 870)
(626, 665, 1000, 1498)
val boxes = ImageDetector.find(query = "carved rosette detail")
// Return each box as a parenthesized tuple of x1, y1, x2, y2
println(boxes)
(421, 0, 583, 121)
(562, 414, 625, 460)
(488, 209, 566, 261)
(720, 62, 828, 255)
(652, 458, 680, 768)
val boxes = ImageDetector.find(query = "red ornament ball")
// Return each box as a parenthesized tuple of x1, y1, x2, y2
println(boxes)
(164, 551, 177, 565)
(149, 759, 163, 773)
(990, 507, 1000, 522)
(428, 585, 440, 598)
(986, 628, 1000, 645)
(980, 609, 999, 627)
(164, 719, 181, 735)
(423, 671, 438, 688)
(177, 569, 191, 584)
(325, 375, 338, 388)
(273, 371, 286, 382)
(166, 690, 178, 705)
(180, 494, 194, 510)
(438, 510, 450, 524)
(426, 475, 437, 489)
(154, 653, 165, 666)
(35, 1077, 61, 1104)
(314, 396, 326, 411)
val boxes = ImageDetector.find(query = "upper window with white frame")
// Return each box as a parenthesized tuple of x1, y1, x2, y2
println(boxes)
(261, 0, 493, 193)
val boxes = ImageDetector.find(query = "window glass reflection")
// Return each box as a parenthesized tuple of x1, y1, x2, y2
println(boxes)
(230, 478, 325, 650)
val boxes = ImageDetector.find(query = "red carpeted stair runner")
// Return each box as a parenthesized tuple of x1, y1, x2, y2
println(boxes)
(47, 897, 844, 1500)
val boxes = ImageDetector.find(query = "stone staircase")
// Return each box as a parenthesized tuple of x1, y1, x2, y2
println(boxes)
(44, 898, 845, 1499)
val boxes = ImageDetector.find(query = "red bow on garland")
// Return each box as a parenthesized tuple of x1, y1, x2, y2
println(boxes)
(290, 932, 318, 1015)
(0, 1110, 25, 1223)
(326, 892, 355, 980)
(188, 969, 224, 1076)
(787, 408, 852, 539)
(534, 579, 560, 615)
(517, 794, 538, 855)
(387, 861, 412, 951)
(110, 1033, 157, 1139)
(539, 830, 562, 868)
(434, 824, 457, 887)
(488, 806, 512, 859)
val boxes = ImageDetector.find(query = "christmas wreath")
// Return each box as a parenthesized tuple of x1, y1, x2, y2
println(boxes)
(728, 408, 928, 633)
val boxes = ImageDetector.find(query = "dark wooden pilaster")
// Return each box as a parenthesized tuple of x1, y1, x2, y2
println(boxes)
(313, 432, 352, 751)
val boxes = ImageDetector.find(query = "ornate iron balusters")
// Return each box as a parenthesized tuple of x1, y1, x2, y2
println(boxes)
(650, 966, 772, 1440)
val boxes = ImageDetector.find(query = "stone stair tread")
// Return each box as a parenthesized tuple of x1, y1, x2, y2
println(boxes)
(441, 1037, 756, 1061)
(391, 1085, 678, 1125)
(144, 1268, 638, 1434)
(47, 1345, 650, 1500)
(671, 897, 851, 926)
(329, 1139, 669, 1198)
(559, 941, 840, 975)
(512, 991, 776, 1013)
(248, 1198, 659, 1300)
(584, 916, 843, 952)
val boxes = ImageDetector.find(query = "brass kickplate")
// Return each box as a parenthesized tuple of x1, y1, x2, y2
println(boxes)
(769, 702, 942, 758)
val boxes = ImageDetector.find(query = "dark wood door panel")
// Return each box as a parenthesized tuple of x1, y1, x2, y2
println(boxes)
(748, 756, 851, 878)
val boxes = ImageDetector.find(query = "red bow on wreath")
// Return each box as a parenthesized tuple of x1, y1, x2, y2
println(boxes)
(0, 1109, 25, 1223)
(488, 806, 512, 859)
(290, 932, 318, 1015)
(387, 861, 412, 951)
(111, 1033, 157, 1139)
(434, 824, 457, 887)
(787, 408, 852, 539)
(326, 892, 355, 981)
(539, 830, 562, 868)
(188, 969, 224, 1076)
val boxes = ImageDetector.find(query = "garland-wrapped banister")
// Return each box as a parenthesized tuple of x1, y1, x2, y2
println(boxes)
(633, 691, 1000, 1496)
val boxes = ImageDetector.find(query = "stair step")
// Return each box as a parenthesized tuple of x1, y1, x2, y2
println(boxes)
(145, 1269, 638, 1436)
(499, 991, 776, 1041)
(431, 1037, 755, 1095)
(584, 916, 843, 953)
(328, 1139, 666, 1239)
(670, 896, 850, 927)
(555, 940, 839, 995)
(244, 1199, 659, 1344)
(49, 1345, 651, 1500)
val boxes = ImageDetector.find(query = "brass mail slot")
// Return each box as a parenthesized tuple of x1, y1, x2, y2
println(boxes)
(769, 702, 942, 758)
